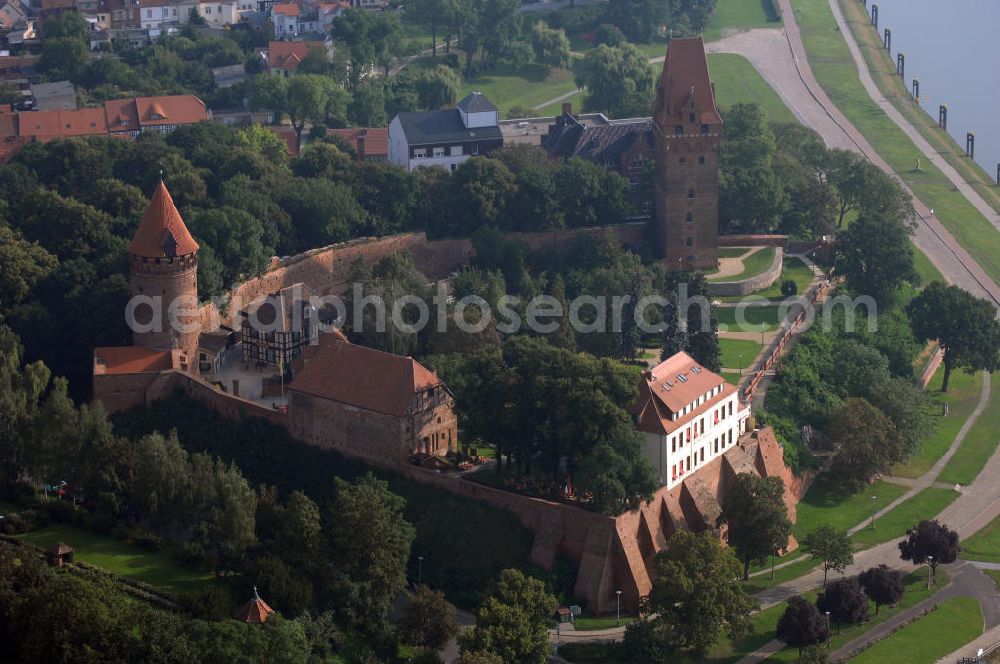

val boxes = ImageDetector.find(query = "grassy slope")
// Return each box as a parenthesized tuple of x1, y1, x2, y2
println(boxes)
(835, 0, 1000, 214)
(850, 488, 959, 550)
(791, 0, 1000, 286)
(17, 523, 222, 593)
(938, 372, 1000, 486)
(962, 512, 1000, 564)
(703, 0, 783, 42)
(711, 247, 777, 283)
(754, 258, 816, 299)
(846, 596, 982, 664)
(716, 305, 782, 332)
(719, 338, 763, 369)
(708, 54, 799, 125)
(793, 475, 907, 542)
(892, 368, 981, 479)
(459, 63, 579, 118)
(912, 245, 947, 286)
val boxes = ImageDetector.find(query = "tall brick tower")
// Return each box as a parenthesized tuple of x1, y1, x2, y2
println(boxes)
(652, 37, 724, 271)
(128, 181, 200, 362)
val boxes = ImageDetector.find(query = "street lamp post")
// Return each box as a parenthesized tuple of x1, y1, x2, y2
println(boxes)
(927, 555, 934, 589)
(771, 549, 776, 580)
(825, 611, 831, 646)
(418, 555, 424, 586)
(616, 590, 622, 626)
(870, 495, 878, 529)
(738, 351, 743, 376)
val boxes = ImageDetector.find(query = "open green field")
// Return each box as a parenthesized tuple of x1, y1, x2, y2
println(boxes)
(847, 596, 982, 664)
(743, 555, 822, 595)
(750, 257, 815, 300)
(793, 475, 907, 543)
(717, 305, 783, 332)
(719, 247, 750, 259)
(722, 371, 742, 385)
(459, 62, 579, 118)
(703, 0, 783, 42)
(961, 510, 1000, 564)
(892, 369, 982, 479)
(708, 54, 799, 125)
(17, 523, 222, 594)
(572, 614, 636, 631)
(912, 247, 947, 286)
(719, 338, 763, 370)
(710, 247, 777, 283)
(836, 0, 1000, 215)
(765, 570, 955, 663)
(791, 0, 1000, 286)
(939, 373, 1000, 486)
(850, 488, 959, 551)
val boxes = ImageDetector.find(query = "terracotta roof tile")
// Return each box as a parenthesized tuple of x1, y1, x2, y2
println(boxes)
(289, 336, 442, 417)
(133, 95, 207, 127)
(268, 41, 322, 71)
(631, 352, 738, 435)
(129, 181, 199, 258)
(653, 37, 722, 126)
(272, 2, 299, 15)
(93, 346, 175, 374)
(326, 127, 389, 158)
(234, 587, 274, 623)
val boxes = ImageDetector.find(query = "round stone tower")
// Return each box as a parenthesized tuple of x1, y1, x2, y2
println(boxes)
(128, 181, 200, 364)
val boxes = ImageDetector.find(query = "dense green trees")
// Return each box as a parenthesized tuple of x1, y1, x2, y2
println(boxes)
(907, 282, 1000, 392)
(624, 530, 753, 659)
(858, 565, 904, 615)
(400, 584, 460, 652)
(828, 398, 903, 490)
(721, 473, 792, 580)
(775, 595, 830, 657)
(459, 569, 557, 664)
(719, 104, 787, 234)
(816, 578, 869, 631)
(574, 43, 656, 118)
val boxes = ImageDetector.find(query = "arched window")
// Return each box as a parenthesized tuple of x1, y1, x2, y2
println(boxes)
(698, 155, 706, 165)
(688, 188, 695, 199)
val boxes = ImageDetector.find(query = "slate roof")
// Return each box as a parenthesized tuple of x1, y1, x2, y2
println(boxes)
(289, 337, 443, 418)
(395, 109, 502, 146)
(129, 181, 199, 258)
(457, 91, 497, 114)
(542, 114, 653, 168)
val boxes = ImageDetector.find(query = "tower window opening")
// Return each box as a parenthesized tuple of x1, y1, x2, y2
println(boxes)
(688, 188, 695, 199)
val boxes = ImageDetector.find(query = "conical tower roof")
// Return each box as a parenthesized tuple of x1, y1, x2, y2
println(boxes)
(129, 181, 199, 259)
(234, 586, 275, 623)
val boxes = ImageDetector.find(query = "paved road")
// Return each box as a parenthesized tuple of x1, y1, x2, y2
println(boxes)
(707, 0, 1000, 305)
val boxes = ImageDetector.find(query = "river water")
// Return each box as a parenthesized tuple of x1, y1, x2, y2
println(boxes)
(864, 0, 1000, 177)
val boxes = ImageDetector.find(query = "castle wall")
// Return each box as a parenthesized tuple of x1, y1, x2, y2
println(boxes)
(706, 249, 784, 296)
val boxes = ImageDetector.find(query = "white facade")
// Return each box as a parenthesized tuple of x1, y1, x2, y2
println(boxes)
(459, 107, 498, 130)
(271, 9, 299, 35)
(195, 0, 237, 27)
(641, 385, 751, 489)
(389, 116, 483, 173)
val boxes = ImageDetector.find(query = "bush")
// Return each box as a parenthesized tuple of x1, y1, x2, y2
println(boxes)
(177, 586, 233, 620)
(781, 279, 798, 297)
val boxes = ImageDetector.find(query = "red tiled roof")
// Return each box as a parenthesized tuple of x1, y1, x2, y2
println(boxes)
(326, 127, 389, 158)
(16, 108, 108, 140)
(290, 337, 442, 417)
(129, 181, 199, 258)
(267, 126, 298, 155)
(234, 587, 275, 623)
(268, 41, 321, 71)
(132, 95, 207, 127)
(654, 37, 722, 126)
(93, 346, 175, 374)
(631, 352, 737, 435)
(272, 2, 299, 15)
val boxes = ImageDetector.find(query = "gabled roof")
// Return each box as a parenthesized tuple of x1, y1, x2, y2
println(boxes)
(129, 181, 199, 258)
(93, 346, 176, 374)
(542, 113, 653, 167)
(394, 109, 502, 146)
(326, 126, 389, 157)
(457, 91, 497, 114)
(653, 37, 722, 126)
(631, 352, 738, 435)
(132, 95, 207, 127)
(17, 107, 107, 139)
(240, 283, 319, 334)
(234, 587, 275, 623)
(267, 40, 323, 71)
(289, 337, 443, 417)
(272, 2, 299, 15)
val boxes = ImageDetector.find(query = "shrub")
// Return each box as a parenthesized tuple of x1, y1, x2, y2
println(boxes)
(781, 279, 798, 297)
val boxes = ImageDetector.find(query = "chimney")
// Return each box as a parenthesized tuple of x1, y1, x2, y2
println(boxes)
(357, 130, 366, 162)
(561, 102, 572, 116)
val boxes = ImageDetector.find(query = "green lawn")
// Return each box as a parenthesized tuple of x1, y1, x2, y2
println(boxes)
(836, 0, 1000, 215)
(703, 0, 782, 42)
(743, 555, 822, 595)
(717, 305, 783, 332)
(913, 247, 946, 286)
(719, 338, 763, 370)
(708, 54, 799, 125)
(710, 247, 778, 283)
(722, 371, 742, 385)
(572, 615, 635, 631)
(17, 523, 222, 593)
(938, 373, 1000, 486)
(847, 596, 982, 664)
(793, 475, 908, 543)
(764, 570, 953, 662)
(891, 369, 982, 479)
(748, 257, 816, 301)
(850, 488, 960, 551)
(792, 0, 1000, 286)
(458, 63, 579, 118)
(719, 247, 751, 258)
(960, 511, 1000, 564)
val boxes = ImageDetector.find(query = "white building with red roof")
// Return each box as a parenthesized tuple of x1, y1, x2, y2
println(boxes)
(632, 352, 751, 489)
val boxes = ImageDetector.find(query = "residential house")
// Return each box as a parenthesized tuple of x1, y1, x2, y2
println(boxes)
(270, 2, 299, 36)
(388, 91, 502, 172)
(239, 283, 325, 369)
(193, 0, 237, 28)
(348, 0, 385, 8)
(265, 39, 324, 76)
(39, 0, 76, 20)
(0, 1, 25, 29)
(5, 19, 36, 46)
(139, 0, 182, 31)
(288, 335, 458, 466)
(316, 1, 348, 30)
(211, 63, 246, 88)
(327, 126, 388, 162)
(631, 352, 751, 489)
(30, 80, 76, 111)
